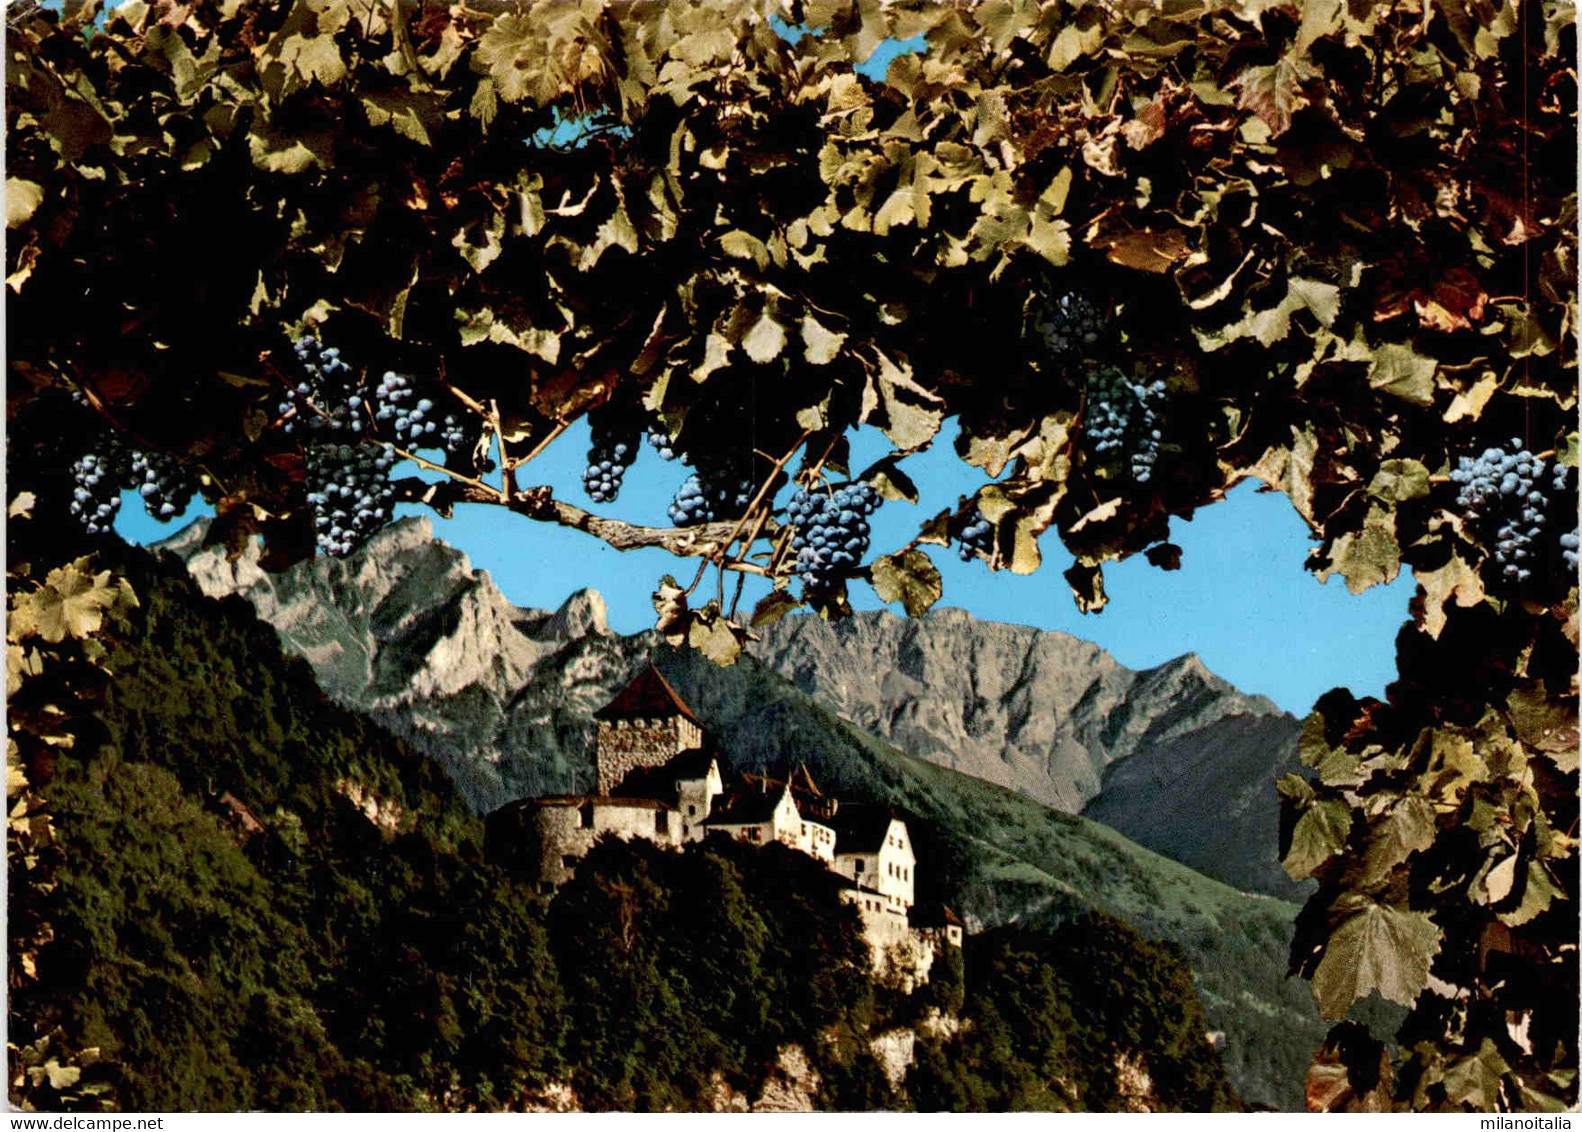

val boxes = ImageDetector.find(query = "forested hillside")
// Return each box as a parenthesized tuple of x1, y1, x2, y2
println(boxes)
(7, 541, 1233, 1112)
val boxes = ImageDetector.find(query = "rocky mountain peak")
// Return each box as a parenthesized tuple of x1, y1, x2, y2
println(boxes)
(545, 588, 610, 641)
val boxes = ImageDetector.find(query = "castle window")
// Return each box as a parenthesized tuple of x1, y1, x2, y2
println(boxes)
(561, 855, 578, 869)
(687, 805, 696, 817)
(578, 802, 594, 828)
(654, 810, 666, 835)
(854, 860, 864, 874)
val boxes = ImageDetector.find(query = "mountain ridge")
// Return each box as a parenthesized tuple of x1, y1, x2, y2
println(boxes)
(157, 516, 1307, 898)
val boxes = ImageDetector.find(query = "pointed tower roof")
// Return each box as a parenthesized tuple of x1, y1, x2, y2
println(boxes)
(593, 664, 701, 724)
(789, 763, 822, 797)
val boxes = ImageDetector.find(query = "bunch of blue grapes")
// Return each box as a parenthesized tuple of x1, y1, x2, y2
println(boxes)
(129, 450, 195, 522)
(1561, 530, 1579, 575)
(1029, 287, 1105, 359)
(787, 482, 880, 586)
(1086, 367, 1166, 484)
(647, 420, 685, 463)
(280, 336, 362, 438)
(68, 450, 126, 535)
(306, 444, 399, 558)
(66, 391, 199, 533)
(1450, 441, 1569, 587)
(371, 370, 475, 461)
(667, 463, 757, 526)
(953, 508, 995, 562)
(583, 412, 641, 503)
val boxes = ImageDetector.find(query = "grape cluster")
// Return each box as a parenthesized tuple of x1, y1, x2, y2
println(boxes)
(583, 413, 641, 503)
(371, 370, 475, 462)
(68, 419, 197, 534)
(787, 483, 880, 586)
(667, 465, 756, 526)
(647, 421, 685, 463)
(307, 444, 399, 558)
(69, 451, 124, 535)
(1561, 530, 1579, 575)
(1030, 288, 1105, 359)
(129, 450, 195, 522)
(281, 337, 363, 438)
(1451, 441, 1569, 587)
(1086, 367, 1166, 484)
(953, 508, 995, 563)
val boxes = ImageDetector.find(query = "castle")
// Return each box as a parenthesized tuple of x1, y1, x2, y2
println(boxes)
(489, 666, 962, 980)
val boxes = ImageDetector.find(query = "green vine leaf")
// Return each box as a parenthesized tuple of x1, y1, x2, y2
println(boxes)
(1367, 343, 1438, 406)
(1284, 796, 1351, 881)
(1311, 896, 1442, 1019)
(741, 309, 787, 364)
(1440, 1039, 1511, 1111)
(1358, 796, 1436, 886)
(9, 559, 138, 645)
(1315, 510, 1401, 595)
(1305, 1022, 1394, 1113)
(750, 590, 801, 627)
(687, 606, 745, 666)
(870, 549, 942, 617)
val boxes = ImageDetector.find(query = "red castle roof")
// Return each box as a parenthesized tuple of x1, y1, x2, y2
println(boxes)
(593, 664, 701, 724)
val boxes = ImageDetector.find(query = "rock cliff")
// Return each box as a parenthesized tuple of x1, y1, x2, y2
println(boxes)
(750, 609, 1284, 812)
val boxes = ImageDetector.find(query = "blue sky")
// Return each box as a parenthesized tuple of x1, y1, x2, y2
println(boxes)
(110, 26, 1413, 717)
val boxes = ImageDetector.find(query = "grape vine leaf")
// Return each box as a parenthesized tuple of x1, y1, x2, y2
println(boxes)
(687, 606, 745, 666)
(870, 550, 942, 617)
(1441, 1039, 1511, 1111)
(1233, 57, 1306, 137)
(1505, 681, 1580, 764)
(1284, 795, 1352, 880)
(750, 590, 801, 627)
(651, 574, 689, 647)
(1367, 343, 1438, 406)
(6, 180, 43, 228)
(801, 315, 845, 366)
(741, 309, 788, 364)
(1410, 553, 1484, 639)
(1311, 896, 1443, 1019)
(1144, 542, 1182, 570)
(9, 559, 138, 645)
(1315, 513, 1401, 594)
(1359, 796, 1437, 885)
(1367, 459, 1430, 504)
(1500, 861, 1561, 927)
(1063, 561, 1107, 613)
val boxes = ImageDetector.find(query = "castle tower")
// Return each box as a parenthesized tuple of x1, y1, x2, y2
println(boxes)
(593, 665, 704, 794)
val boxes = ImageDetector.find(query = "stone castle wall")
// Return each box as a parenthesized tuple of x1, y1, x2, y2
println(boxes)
(843, 895, 955, 990)
(533, 798, 682, 885)
(596, 717, 699, 793)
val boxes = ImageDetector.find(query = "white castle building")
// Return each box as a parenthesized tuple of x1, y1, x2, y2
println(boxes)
(488, 666, 961, 977)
